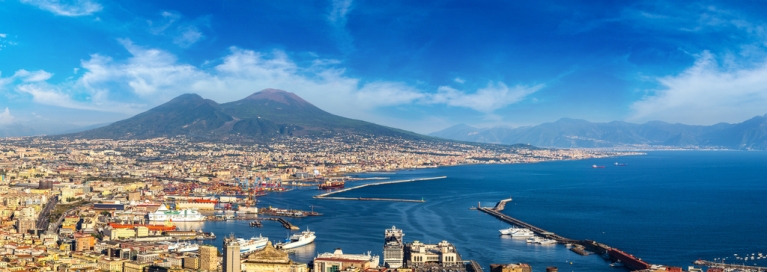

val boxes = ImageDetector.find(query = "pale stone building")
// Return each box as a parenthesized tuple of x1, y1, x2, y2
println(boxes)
(242, 242, 307, 272)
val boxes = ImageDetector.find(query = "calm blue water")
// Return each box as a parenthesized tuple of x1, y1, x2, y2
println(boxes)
(179, 151, 767, 272)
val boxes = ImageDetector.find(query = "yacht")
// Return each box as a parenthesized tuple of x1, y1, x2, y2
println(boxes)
(526, 236, 542, 243)
(276, 228, 316, 249)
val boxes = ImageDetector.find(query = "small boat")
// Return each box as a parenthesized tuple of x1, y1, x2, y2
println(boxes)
(511, 228, 535, 238)
(537, 238, 557, 245)
(614, 162, 628, 166)
(610, 261, 624, 267)
(592, 165, 605, 168)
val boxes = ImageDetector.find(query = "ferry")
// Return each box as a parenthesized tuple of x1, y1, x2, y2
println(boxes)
(148, 205, 206, 222)
(238, 235, 269, 254)
(276, 228, 316, 249)
(176, 243, 199, 252)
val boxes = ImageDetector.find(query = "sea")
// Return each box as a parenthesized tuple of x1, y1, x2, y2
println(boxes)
(175, 151, 767, 272)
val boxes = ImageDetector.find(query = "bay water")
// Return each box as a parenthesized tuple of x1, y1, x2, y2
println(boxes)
(178, 151, 767, 271)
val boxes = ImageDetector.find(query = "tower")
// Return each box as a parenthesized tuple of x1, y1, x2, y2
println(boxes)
(224, 235, 241, 272)
(383, 226, 405, 268)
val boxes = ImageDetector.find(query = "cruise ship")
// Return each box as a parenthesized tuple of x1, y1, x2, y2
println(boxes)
(238, 235, 269, 254)
(276, 228, 316, 249)
(160, 242, 199, 252)
(148, 205, 206, 222)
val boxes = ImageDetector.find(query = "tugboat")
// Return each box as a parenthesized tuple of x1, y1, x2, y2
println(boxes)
(318, 180, 344, 189)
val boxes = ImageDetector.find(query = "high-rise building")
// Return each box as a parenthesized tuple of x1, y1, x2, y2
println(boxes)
(200, 245, 218, 271)
(224, 236, 241, 272)
(383, 226, 404, 268)
(16, 218, 36, 235)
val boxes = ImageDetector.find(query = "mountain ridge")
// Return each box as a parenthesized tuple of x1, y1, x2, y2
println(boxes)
(66, 89, 430, 141)
(430, 115, 767, 150)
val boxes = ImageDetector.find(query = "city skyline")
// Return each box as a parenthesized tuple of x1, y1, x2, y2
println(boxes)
(2, 1, 767, 134)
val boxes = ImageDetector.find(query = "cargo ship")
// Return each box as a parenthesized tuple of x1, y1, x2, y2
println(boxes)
(318, 180, 344, 189)
(109, 222, 177, 231)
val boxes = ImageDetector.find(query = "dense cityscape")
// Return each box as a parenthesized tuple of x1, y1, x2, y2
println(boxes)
(0, 135, 638, 272)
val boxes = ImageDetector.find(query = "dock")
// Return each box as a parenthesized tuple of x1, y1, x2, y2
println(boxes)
(313, 176, 446, 202)
(694, 260, 767, 271)
(478, 198, 656, 271)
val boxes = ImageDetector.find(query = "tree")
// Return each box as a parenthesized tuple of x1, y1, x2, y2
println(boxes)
(100, 211, 112, 217)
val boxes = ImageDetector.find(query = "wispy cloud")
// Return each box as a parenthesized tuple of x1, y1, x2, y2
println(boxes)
(173, 26, 204, 48)
(20, 0, 103, 17)
(13, 69, 53, 82)
(327, 0, 354, 52)
(429, 82, 544, 112)
(629, 51, 767, 124)
(147, 11, 206, 48)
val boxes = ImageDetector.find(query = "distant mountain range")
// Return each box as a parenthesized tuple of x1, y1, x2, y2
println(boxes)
(66, 89, 428, 141)
(429, 115, 767, 150)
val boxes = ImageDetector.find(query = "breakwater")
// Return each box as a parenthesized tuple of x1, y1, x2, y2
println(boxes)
(313, 176, 446, 202)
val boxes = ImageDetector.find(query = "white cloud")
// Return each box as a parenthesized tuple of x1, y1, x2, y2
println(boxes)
(21, 0, 103, 17)
(429, 82, 544, 112)
(0, 108, 15, 125)
(629, 51, 767, 124)
(0, 34, 6, 38)
(454, 77, 465, 84)
(13, 69, 53, 82)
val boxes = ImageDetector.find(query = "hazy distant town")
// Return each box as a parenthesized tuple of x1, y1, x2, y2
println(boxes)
(0, 135, 642, 272)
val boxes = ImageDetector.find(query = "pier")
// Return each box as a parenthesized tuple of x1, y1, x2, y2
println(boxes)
(694, 260, 767, 271)
(313, 176, 446, 202)
(266, 217, 300, 230)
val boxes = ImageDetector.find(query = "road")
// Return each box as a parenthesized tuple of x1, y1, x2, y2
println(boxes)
(36, 195, 58, 231)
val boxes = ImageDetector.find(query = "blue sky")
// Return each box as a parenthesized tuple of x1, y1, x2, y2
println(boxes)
(1, 0, 767, 134)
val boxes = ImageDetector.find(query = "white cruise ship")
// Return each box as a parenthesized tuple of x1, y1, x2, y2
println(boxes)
(238, 235, 269, 254)
(177, 242, 200, 252)
(148, 205, 206, 222)
(276, 228, 316, 249)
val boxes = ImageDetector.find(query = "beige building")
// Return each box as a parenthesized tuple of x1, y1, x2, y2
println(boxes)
(242, 242, 307, 272)
(183, 256, 200, 269)
(224, 237, 242, 272)
(123, 261, 147, 272)
(97, 257, 125, 272)
(405, 240, 460, 266)
(313, 248, 378, 272)
(200, 245, 219, 271)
